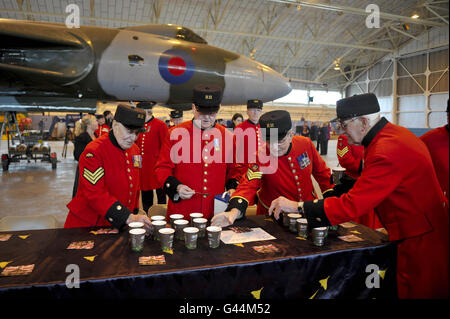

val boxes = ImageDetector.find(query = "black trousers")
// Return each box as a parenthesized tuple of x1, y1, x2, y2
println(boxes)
(141, 188, 167, 213)
(72, 165, 80, 198)
(318, 138, 329, 155)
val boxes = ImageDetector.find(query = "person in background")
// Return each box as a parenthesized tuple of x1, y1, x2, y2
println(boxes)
(301, 122, 310, 138)
(169, 109, 184, 127)
(136, 101, 169, 213)
(317, 122, 330, 155)
(234, 100, 264, 180)
(420, 100, 449, 201)
(155, 85, 241, 221)
(269, 93, 448, 299)
(72, 114, 98, 198)
(103, 110, 114, 128)
(310, 121, 318, 143)
(65, 104, 151, 230)
(216, 118, 227, 127)
(230, 113, 244, 129)
(94, 114, 110, 138)
(212, 110, 333, 227)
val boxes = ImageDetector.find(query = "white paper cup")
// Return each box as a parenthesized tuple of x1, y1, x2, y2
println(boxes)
(189, 212, 203, 225)
(206, 226, 222, 248)
(151, 220, 167, 240)
(296, 218, 308, 238)
(174, 219, 189, 240)
(129, 228, 146, 252)
(151, 215, 166, 222)
(169, 214, 184, 227)
(287, 213, 302, 233)
(129, 222, 144, 228)
(159, 228, 175, 251)
(192, 217, 208, 238)
(332, 166, 346, 184)
(183, 227, 199, 249)
(312, 227, 328, 246)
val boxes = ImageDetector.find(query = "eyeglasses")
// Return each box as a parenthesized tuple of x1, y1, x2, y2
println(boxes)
(339, 117, 358, 130)
(124, 126, 143, 135)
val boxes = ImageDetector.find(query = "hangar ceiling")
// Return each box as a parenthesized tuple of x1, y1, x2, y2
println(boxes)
(0, 0, 448, 91)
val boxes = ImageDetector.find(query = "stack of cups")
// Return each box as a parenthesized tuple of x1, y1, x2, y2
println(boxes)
(296, 218, 308, 238)
(192, 218, 208, 238)
(287, 213, 302, 233)
(174, 219, 189, 241)
(149, 216, 165, 237)
(169, 214, 184, 228)
(189, 213, 203, 226)
(206, 226, 222, 248)
(159, 228, 175, 251)
(151, 220, 166, 241)
(183, 227, 199, 249)
(312, 227, 328, 246)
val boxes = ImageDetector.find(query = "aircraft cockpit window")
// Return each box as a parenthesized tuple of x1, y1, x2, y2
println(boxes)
(176, 28, 207, 44)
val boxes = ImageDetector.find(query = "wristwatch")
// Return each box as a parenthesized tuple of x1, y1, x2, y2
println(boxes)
(297, 201, 304, 216)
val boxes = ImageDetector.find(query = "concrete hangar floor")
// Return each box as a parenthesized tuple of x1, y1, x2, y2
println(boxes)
(0, 139, 339, 228)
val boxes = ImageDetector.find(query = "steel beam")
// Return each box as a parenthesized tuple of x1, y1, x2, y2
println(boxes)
(266, 0, 444, 27)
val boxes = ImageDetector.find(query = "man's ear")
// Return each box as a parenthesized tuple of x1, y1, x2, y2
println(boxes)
(361, 117, 370, 131)
(289, 129, 295, 139)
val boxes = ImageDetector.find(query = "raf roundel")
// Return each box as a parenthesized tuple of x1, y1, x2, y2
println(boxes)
(158, 49, 195, 85)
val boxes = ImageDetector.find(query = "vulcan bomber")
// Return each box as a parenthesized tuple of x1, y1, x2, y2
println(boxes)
(0, 19, 292, 112)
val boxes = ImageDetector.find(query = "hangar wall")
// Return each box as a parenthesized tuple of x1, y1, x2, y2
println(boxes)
(345, 25, 449, 128)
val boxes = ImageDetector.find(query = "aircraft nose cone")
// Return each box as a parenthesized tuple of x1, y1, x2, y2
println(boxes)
(259, 64, 292, 101)
(222, 55, 291, 105)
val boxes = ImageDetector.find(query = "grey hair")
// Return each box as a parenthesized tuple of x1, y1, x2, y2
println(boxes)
(358, 112, 381, 128)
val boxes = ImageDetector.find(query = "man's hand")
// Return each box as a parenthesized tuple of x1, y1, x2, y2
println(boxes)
(177, 184, 195, 199)
(268, 196, 299, 220)
(227, 189, 236, 196)
(126, 213, 152, 232)
(211, 208, 241, 227)
(138, 209, 147, 216)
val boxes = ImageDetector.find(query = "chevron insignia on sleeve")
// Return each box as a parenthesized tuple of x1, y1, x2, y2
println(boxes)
(247, 168, 262, 181)
(83, 167, 105, 185)
(337, 146, 349, 158)
(85, 153, 94, 158)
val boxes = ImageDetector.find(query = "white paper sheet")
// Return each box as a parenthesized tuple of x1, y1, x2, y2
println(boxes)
(220, 227, 276, 244)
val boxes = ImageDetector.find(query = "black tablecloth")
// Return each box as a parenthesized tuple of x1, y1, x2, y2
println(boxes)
(0, 215, 396, 299)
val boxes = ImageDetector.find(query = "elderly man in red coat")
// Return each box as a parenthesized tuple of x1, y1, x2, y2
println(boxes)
(233, 99, 264, 180)
(420, 100, 449, 201)
(212, 110, 333, 227)
(269, 93, 449, 299)
(65, 104, 152, 231)
(136, 101, 169, 213)
(336, 134, 383, 230)
(155, 85, 241, 221)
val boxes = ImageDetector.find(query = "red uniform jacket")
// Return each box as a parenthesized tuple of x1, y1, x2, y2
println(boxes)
(135, 116, 168, 190)
(305, 118, 449, 298)
(336, 134, 363, 179)
(234, 120, 263, 181)
(155, 121, 241, 220)
(64, 132, 141, 228)
(337, 134, 383, 230)
(228, 136, 333, 215)
(420, 125, 449, 200)
(94, 124, 110, 138)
